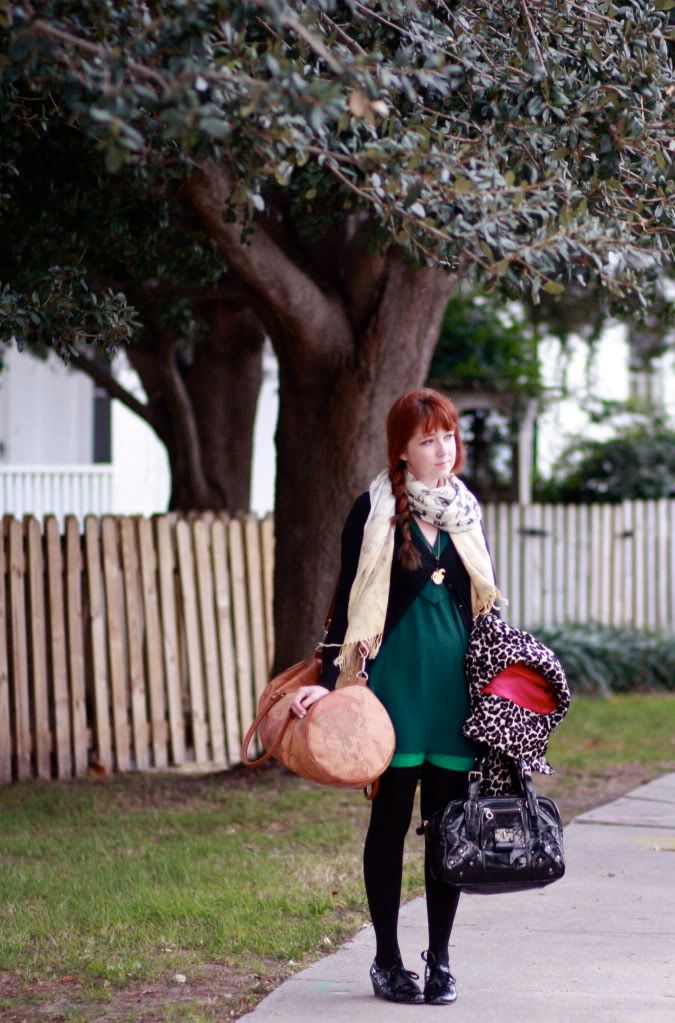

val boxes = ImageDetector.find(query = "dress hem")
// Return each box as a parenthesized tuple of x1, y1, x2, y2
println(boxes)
(389, 752, 475, 770)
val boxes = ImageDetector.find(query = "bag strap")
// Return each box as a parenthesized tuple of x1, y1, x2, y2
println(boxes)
(313, 585, 338, 661)
(242, 582, 339, 767)
(240, 690, 295, 767)
(364, 778, 380, 801)
(517, 762, 542, 835)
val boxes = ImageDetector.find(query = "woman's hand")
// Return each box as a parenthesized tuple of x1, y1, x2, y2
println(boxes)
(290, 685, 330, 718)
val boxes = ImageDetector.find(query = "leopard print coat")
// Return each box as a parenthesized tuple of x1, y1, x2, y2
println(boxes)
(462, 613, 571, 795)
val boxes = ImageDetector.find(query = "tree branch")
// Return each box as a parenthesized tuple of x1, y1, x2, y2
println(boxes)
(184, 158, 354, 366)
(518, 1, 547, 74)
(356, 247, 457, 373)
(89, 274, 257, 310)
(340, 214, 390, 331)
(31, 19, 265, 94)
(155, 335, 212, 508)
(318, 13, 368, 56)
(69, 349, 160, 430)
(31, 20, 168, 92)
(281, 13, 344, 74)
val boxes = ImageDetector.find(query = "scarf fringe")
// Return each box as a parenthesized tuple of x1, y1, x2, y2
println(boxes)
(473, 587, 509, 618)
(332, 634, 383, 688)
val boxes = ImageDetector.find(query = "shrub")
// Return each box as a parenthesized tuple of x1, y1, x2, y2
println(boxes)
(536, 426, 675, 502)
(532, 624, 675, 696)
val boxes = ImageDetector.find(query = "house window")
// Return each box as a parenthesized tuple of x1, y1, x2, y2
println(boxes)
(93, 386, 111, 463)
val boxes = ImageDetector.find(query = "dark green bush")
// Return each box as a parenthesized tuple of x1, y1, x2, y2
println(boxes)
(533, 624, 675, 697)
(536, 426, 675, 503)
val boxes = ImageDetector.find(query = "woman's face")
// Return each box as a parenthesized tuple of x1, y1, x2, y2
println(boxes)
(401, 425, 457, 488)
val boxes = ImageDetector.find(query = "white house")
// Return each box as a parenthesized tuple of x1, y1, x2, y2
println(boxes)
(0, 341, 278, 520)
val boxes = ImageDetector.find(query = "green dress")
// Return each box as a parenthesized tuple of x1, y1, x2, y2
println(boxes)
(367, 520, 481, 770)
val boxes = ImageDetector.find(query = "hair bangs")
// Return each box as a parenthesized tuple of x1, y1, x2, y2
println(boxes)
(418, 404, 456, 437)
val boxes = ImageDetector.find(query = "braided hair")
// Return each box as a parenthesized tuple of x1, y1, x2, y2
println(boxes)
(386, 387, 464, 571)
(389, 462, 422, 571)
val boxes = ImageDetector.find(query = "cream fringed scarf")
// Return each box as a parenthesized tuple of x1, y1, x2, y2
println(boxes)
(332, 469, 506, 688)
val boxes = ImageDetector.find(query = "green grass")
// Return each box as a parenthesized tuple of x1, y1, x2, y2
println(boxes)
(547, 691, 675, 770)
(0, 773, 374, 985)
(0, 693, 673, 1013)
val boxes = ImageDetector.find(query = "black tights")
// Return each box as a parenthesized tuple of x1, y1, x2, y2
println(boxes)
(363, 762, 468, 969)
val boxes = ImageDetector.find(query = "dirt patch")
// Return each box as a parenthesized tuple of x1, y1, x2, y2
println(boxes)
(0, 957, 296, 1022)
(72, 761, 292, 816)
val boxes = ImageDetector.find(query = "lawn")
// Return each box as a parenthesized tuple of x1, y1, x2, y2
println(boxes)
(0, 693, 673, 1022)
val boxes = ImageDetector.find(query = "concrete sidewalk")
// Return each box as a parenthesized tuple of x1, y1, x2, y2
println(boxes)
(243, 774, 675, 1023)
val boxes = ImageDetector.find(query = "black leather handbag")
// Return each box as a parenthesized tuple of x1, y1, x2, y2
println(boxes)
(418, 760, 565, 894)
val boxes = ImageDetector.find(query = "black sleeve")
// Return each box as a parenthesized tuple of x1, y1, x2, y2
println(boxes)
(320, 492, 371, 690)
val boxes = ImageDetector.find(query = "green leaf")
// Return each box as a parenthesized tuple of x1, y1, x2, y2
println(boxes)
(90, 108, 114, 123)
(453, 176, 476, 194)
(542, 281, 566, 295)
(200, 118, 230, 140)
(104, 147, 125, 173)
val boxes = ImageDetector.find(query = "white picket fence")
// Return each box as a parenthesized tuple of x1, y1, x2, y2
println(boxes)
(0, 466, 114, 522)
(484, 499, 675, 632)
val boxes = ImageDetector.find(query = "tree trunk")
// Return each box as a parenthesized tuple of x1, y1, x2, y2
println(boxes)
(271, 256, 456, 672)
(184, 160, 460, 668)
(185, 305, 264, 512)
(125, 312, 263, 512)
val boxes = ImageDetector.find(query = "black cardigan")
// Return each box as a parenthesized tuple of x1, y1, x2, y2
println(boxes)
(320, 491, 482, 690)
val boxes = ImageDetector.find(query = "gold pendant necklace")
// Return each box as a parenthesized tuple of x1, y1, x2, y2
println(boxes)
(418, 520, 445, 585)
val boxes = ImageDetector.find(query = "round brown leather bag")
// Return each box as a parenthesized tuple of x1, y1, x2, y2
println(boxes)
(240, 652, 395, 795)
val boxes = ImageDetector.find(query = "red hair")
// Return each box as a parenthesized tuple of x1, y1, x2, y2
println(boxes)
(386, 388, 464, 570)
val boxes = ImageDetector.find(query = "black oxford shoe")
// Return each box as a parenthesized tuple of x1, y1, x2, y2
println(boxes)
(369, 958, 424, 1003)
(422, 950, 458, 1004)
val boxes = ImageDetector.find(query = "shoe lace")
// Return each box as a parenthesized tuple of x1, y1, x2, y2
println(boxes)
(421, 950, 453, 984)
(375, 960, 419, 982)
(389, 964, 420, 989)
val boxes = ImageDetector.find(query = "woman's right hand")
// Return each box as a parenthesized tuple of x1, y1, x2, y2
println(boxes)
(290, 685, 330, 718)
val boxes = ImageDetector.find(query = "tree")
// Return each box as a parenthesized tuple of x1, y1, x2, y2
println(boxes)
(2, 0, 673, 666)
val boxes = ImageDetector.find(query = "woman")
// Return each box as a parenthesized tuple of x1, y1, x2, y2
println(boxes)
(290, 388, 503, 1006)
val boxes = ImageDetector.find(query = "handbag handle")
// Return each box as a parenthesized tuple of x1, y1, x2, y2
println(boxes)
(242, 583, 339, 767)
(241, 662, 372, 770)
(240, 689, 295, 768)
(517, 762, 542, 836)
(464, 758, 542, 840)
